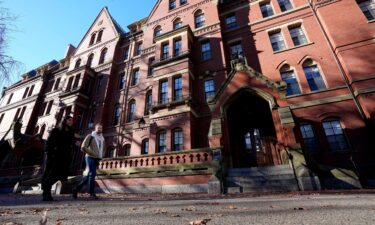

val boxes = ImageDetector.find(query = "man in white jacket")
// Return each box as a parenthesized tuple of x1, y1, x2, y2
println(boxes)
(72, 123, 106, 199)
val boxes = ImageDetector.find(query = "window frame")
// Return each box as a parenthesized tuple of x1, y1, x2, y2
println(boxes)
(322, 119, 350, 151)
(159, 80, 169, 104)
(173, 76, 183, 101)
(127, 100, 136, 123)
(172, 128, 183, 151)
(204, 79, 215, 101)
(194, 10, 205, 28)
(201, 40, 212, 61)
(260, 1, 275, 18)
(269, 31, 287, 52)
(157, 130, 167, 153)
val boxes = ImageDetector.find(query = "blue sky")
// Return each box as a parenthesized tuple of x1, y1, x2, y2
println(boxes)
(1, 0, 156, 89)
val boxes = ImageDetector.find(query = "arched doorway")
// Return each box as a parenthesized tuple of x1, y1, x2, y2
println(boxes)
(225, 90, 277, 168)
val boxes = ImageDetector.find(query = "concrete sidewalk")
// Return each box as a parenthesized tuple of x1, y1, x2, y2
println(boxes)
(1, 191, 375, 224)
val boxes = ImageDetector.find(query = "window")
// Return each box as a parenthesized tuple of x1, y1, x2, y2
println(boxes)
(173, 18, 182, 29)
(14, 108, 21, 121)
(22, 87, 29, 99)
(173, 77, 183, 101)
(172, 128, 183, 151)
(123, 145, 131, 156)
(113, 104, 121, 126)
(73, 74, 81, 89)
(19, 106, 26, 120)
(229, 41, 243, 59)
(157, 130, 167, 153)
(99, 48, 107, 64)
(127, 100, 136, 122)
(135, 42, 143, 56)
(97, 30, 103, 43)
(244, 132, 252, 150)
(269, 31, 286, 51)
(118, 73, 125, 89)
(6, 93, 13, 105)
(142, 139, 149, 155)
(201, 40, 212, 61)
(303, 60, 326, 91)
(289, 26, 308, 46)
(161, 43, 169, 60)
(66, 76, 74, 91)
(124, 47, 129, 60)
(40, 124, 46, 137)
(74, 59, 81, 69)
(0, 114, 4, 125)
(278, 0, 293, 12)
(180, 0, 187, 5)
(195, 10, 205, 28)
(53, 78, 61, 90)
(260, 2, 274, 18)
(45, 100, 54, 115)
(87, 54, 94, 67)
(358, 0, 375, 21)
(204, 79, 215, 101)
(96, 76, 103, 93)
(300, 124, 318, 152)
(169, 0, 176, 10)
(88, 108, 96, 128)
(145, 91, 152, 115)
(159, 80, 168, 104)
(89, 33, 96, 46)
(131, 69, 140, 86)
(154, 26, 162, 38)
(225, 14, 237, 29)
(28, 85, 34, 97)
(39, 102, 47, 117)
(323, 120, 349, 151)
(280, 65, 301, 96)
(174, 39, 182, 57)
(148, 58, 155, 76)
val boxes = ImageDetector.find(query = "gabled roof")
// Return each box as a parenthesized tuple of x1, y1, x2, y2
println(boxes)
(145, 0, 163, 25)
(73, 7, 125, 55)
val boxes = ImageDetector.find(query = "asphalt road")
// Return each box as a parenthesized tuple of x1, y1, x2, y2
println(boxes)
(1, 193, 375, 225)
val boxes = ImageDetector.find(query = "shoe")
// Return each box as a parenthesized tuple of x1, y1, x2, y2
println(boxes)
(89, 194, 99, 200)
(72, 189, 78, 199)
(42, 191, 54, 201)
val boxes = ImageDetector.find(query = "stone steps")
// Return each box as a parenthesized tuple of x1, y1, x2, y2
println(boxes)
(225, 165, 299, 193)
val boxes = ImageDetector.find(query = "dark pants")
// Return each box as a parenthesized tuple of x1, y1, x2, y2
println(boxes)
(74, 156, 99, 194)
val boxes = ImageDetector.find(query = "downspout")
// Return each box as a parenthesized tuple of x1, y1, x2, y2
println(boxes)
(307, 0, 367, 121)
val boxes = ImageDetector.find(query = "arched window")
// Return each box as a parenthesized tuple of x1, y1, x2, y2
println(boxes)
(97, 30, 103, 43)
(157, 130, 167, 153)
(113, 104, 121, 126)
(154, 26, 162, 38)
(34, 126, 39, 135)
(87, 54, 94, 67)
(280, 64, 301, 96)
(123, 144, 131, 156)
(66, 76, 74, 91)
(302, 59, 326, 91)
(142, 139, 149, 155)
(40, 124, 46, 137)
(144, 91, 152, 116)
(74, 59, 81, 69)
(299, 123, 318, 152)
(99, 48, 108, 64)
(194, 10, 205, 28)
(172, 128, 183, 151)
(107, 146, 116, 158)
(173, 18, 182, 29)
(127, 100, 136, 122)
(322, 119, 349, 151)
(73, 74, 81, 89)
(89, 33, 96, 46)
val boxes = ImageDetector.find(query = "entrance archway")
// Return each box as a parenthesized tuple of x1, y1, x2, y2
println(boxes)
(225, 90, 277, 168)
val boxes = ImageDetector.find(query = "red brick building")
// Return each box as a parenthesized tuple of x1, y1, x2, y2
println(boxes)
(1, 0, 375, 193)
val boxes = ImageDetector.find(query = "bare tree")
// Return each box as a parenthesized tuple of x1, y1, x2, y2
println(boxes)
(0, 2, 19, 85)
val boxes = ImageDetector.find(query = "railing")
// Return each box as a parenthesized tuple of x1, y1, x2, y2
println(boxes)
(151, 95, 192, 110)
(98, 148, 214, 173)
(152, 50, 191, 67)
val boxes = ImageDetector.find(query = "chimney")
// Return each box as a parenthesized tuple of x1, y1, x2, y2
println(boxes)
(64, 44, 76, 58)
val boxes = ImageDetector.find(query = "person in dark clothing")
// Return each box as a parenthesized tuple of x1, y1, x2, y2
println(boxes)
(41, 116, 75, 201)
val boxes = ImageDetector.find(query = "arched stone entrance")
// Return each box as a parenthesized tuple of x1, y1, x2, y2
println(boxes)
(224, 90, 277, 168)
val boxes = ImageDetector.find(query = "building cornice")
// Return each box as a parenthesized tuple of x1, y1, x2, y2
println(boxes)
(0, 95, 38, 113)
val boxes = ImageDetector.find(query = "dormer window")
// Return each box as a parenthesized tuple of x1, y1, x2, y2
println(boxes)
(89, 33, 96, 46)
(97, 30, 103, 43)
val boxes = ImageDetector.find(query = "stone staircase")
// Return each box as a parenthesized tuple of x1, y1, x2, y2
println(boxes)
(14, 176, 82, 194)
(225, 165, 299, 193)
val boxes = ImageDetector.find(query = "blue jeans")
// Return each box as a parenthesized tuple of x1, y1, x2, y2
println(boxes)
(74, 156, 99, 194)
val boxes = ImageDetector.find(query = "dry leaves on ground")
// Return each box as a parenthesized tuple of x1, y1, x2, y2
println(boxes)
(227, 205, 237, 209)
(154, 208, 168, 214)
(181, 206, 197, 211)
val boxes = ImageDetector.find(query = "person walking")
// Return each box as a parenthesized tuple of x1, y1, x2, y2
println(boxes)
(73, 123, 106, 199)
(41, 116, 75, 201)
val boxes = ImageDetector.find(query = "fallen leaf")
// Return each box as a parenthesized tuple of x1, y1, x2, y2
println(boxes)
(182, 206, 197, 211)
(189, 218, 211, 225)
(228, 205, 237, 209)
(293, 207, 305, 210)
(171, 214, 180, 217)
